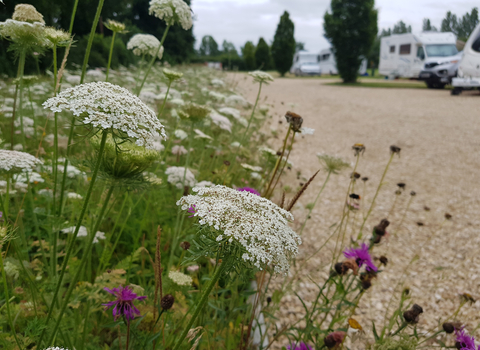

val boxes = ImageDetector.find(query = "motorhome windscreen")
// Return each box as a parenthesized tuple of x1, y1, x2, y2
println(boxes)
(425, 44, 458, 57)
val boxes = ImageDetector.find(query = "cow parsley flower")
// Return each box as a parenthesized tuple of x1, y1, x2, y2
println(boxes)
(177, 185, 301, 273)
(165, 166, 196, 189)
(210, 111, 232, 132)
(248, 71, 274, 84)
(149, 0, 193, 30)
(12, 4, 45, 24)
(43, 82, 166, 149)
(171, 145, 188, 156)
(163, 68, 183, 81)
(0, 150, 43, 173)
(0, 19, 46, 46)
(104, 19, 127, 33)
(127, 34, 164, 58)
(168, 270, 193, 286)
(44, 27, 71, 47)
(42, 347, 69, 350)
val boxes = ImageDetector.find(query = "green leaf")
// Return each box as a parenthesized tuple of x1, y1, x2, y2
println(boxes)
(372, 320, 379, 341)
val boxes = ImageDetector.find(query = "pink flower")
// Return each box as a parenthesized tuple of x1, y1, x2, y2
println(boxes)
(103, 285, 147, 321)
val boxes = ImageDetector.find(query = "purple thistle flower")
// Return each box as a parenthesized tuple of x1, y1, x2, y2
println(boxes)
(237, 187, 261, 196)
(455, 328, 478, 350)
(188, 204, 197, 218)
(287, 342, 313, 350)
(103, 285, 147, 321)
(344, 243, 377, 272)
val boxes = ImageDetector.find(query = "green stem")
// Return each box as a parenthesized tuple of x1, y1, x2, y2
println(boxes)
(357, 153, 395, 237)
(68, 0, 80, 33)
(47, 184, 115, 345)
(298, 171, 332, 236)
(57, 117, 76, 217)
(137, 26, 171, 96)
(172, 262, 226, 350)
(105, 31, 116, 82)
(38, 131, 109, 348)
(263, 127, 292, 197)
(10, 49, 26, 150)
(158, 80, 172, 117)
(269, 131, 296, 197)
(80, 0, 105, 84)
(0, 245, 22, 349)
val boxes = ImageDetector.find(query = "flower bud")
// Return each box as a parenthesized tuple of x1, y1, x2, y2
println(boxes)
(160, 294, 175, 310)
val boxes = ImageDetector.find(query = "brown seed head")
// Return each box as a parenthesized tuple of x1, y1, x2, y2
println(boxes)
(445, 213, 452, 220)
(424, 206, 431, 211)
(361, 177, 369, 182)
(443, 322, 455, 334)
(390, 145, 401, 154)
(352, 143, 366, 156)
(351, 172, 361, 179)
(403, 310, 419, 324)
(410, 191, 416, 196)
(397, 182, 406, 189)
(160, 294, 175, 310)
(285, 111, 303, 132)
(379, 256, 388, 266)
(411, 304, 424, 315)
(179, 241, 191, 250)
(223, 160, 230, 166)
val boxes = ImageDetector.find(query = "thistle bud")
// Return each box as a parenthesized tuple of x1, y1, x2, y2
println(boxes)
(160, 294, 175, 310)
(390, 145, 401, 154)
(180, 241, 191, 250)
(285, 111, 303, 132)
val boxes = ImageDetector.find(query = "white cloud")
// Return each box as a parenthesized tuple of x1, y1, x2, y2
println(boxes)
(192, 0, 477, 54)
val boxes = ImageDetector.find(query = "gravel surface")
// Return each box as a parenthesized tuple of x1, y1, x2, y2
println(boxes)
(232, 74, 480, 348)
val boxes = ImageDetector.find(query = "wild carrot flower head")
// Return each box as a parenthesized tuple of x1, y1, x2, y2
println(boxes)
(0, 150, 43, 173)
(237, 187, 260, 196)
(149, 0, 193, 30)
(44, 27, 71, 46)
(103, 285, 147, 321)
(344, 243, 377, 272)
(317, 154, 349, 174)
(0, 19, 46, 48)
(163, 68, 184, 82)
(127, 34, 164, 58)
(455, 328, 478, 350)
(248, 70, 274, 84)
(12, 4, 45, 24)
(176, 185, 301, 273)
(43, 82, 166, 149)
(105, 19, 127, 33)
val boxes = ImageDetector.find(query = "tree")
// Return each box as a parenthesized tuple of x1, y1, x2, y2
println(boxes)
(423, 18, 437, 32)
(255, 38, 271, 70)
(441, 11, 458, 33)
(242, 41, 256, 71)
(441, 8, 479, 41)
(324, 0, 378, 83)
(295, 42, 306, 52)
(222, 41, 237, 56)
(392, 21, 412, 34)
(199, 35, 220, 56)
(271, 11, 296, 76)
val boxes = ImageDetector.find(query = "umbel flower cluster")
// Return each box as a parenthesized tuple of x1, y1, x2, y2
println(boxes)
(127, 34, 164, 58)
(149, 0, 193, 30)
(0, 150, 43, 172)
(43, 82, 166, 149)
(177, 185, 301, 273)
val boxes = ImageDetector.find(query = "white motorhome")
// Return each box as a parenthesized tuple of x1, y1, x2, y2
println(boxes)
(379, 32, 462, 88)
(290, 51, 321, 76)
(452, 23, 480, 94)
(318, 48, 368, 75)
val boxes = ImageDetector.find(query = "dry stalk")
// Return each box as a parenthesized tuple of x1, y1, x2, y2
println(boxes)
(286, 170, 320, 212)
(55, 39, 73, 94)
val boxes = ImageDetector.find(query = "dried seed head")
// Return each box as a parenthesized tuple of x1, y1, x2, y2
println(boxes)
(445, 213, 452, 220)
(266, 297, 272, 304)
(160, 294, 175, 310)
(379, 256, 388, 266)
(223, 160, 230, 166)
(395, 190, 402, 195)
(390, 145, 401, 154)
(443, 322, 455, 334)
(351, 172, 361, 179)
(324, 331, 346, 349)
(335, 262, 348, 275)
(403, 288, 410, 296)
(397, 182, 406, 189)
(179, 241, 191, 250)
(361, 279, 372, 290)
(410, 191, 416, 196)
(424, 206, 431, 211)
(349, 193, 360, 200)
(361, 177, 369, 182)
(352, 143, 366, 156)
(403, 310, 418, 324)
(411, 304, 423, 315)
(417, 222, 424, 227)
(285, 111, 304, 132)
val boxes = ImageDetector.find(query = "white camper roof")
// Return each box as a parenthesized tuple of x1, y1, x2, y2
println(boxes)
(296, 51, 319, 59)
(381, 32, 456, 45)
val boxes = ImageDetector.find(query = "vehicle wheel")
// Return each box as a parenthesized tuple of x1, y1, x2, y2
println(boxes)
(451, 87, 463, 96)
(426, 82, 446, 89)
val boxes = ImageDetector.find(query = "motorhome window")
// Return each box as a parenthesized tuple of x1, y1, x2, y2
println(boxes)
(417, 47, 425, 60)
(390, 45, 395, 53)
(472, 37, 480, 52)
(317, 55, 321, 62)
(399, 44, 411, 55)
(425, 44, 458, 57)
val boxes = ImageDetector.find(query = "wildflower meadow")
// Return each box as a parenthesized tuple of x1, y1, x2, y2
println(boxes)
(0, 1, 478, 350)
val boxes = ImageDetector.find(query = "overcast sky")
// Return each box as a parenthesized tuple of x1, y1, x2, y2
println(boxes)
(191, 0, 477, 52)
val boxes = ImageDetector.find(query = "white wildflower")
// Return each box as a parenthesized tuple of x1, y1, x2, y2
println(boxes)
(241, 163, 262, 172)
(37, 188, 53, 197)
(248, 71, 274, 84)
(67, 192, 83, 200)
(186, 265, 199, 272)
(65, 75, 81, 85)
(174, 129, 188, 140)
(216, 235, 223, 241)
(165, 166, 196, 189)
(210, 111, 232, 132)
(171, 145, 187, 155)
(301, 127, 315, 135)
(62, 226, 88, 237)
(0, 19, 47, 49)
(86, 69, 106, 80)
(218, 107, 240, 121)
(94, 231, 106, 243)
(194, 129, 212, 140)
(225, 95, 248, 107)
(12, 4, 45, 24)
(43, 347, 69, 350)
(259, 146, 277, 156)
(144, 172, 163, 185)
(43, 82, 166, 149)
(211, 78, 225, 87)
(208, 91, 225, 101)
(163, 68, 183, 81)
(127, 34, 164, 59)
(13, 144, 23, 151)
(104, 19, 126, 33)
(15, 171, 44, 183)
(149, 0, 193, 30)
(196, 180, 214, 187)
(0, 150, 43, 172)
(177, 185, 301, 273)
(251, 172, 262, 180)
(4, 261, 20, 279)
(168, 270, 193, 286)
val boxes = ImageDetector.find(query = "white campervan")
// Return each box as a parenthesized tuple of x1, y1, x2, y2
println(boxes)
(318, 48, 368, 76)
(452, 23, 480, 94)
(379, 32, 462, 88)
(290, 51, 321, 76)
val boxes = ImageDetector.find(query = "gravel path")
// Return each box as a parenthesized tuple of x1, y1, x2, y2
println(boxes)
(232, 75, 480, 348)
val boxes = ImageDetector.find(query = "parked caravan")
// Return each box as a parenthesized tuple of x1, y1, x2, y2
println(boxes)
(290, 51, 321, 76)
(452, 23, 480, 95)
(318, 48, 368, 75)
(379, 32, 462, 88)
